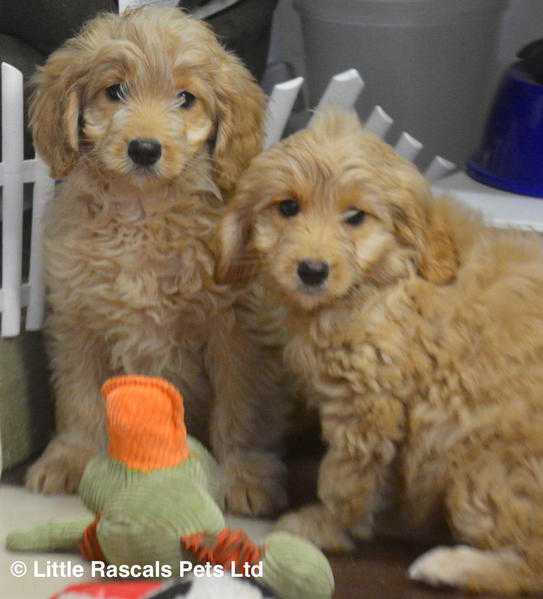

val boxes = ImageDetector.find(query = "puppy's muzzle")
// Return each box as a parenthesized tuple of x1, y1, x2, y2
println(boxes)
(297, 260, 329, 287)
(128, 138, 162, 167)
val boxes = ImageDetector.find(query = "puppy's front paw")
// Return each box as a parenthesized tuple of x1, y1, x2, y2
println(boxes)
(223, 451, 287, 517)
(408, 545, 506, 589)
(25, 439, 96, 495)
(275, 504, 355, 552)
(409, 545, 525, 594)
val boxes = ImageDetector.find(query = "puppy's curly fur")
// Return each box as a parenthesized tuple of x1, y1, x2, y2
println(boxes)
(26, 6, 289, 516)
(219, 110, 543, 593)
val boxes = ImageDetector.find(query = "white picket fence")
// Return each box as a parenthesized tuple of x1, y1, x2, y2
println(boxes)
(0, 64, 455, 338)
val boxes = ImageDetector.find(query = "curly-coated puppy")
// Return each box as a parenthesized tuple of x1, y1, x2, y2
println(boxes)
(26, 6, 288, 516)
(218, 109, 543, 593)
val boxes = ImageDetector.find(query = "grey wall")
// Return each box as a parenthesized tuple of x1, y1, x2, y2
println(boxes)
(269, 0, 543, 165)
(489, 0, 543, 102)
(268, 0, 305, 79)
(498, 0, 543, 69)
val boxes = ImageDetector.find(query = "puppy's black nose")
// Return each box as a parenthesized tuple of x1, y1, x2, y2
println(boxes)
(128, 138, 162, 166)
(297, 260, 329, 286)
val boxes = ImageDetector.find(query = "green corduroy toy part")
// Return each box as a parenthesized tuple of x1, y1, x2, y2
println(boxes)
(6, 375, 334, 599)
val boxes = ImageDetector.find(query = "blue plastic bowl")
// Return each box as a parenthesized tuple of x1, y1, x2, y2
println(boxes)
(467, 63, 543, 198)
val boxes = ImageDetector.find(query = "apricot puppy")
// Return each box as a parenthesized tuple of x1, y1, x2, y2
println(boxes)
(26, 6, 288, 516)
(218, 109, 543, 593)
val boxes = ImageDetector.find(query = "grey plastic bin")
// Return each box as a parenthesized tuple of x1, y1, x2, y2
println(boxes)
(293, 0, 510, 165)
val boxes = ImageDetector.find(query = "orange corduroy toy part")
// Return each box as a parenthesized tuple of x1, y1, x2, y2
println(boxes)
(80, 515, 106, 562)
(102, 375, 188, 472)
(181, 528, 262, 574)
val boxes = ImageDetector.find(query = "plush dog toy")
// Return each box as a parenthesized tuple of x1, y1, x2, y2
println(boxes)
(7, 376, 334, 599)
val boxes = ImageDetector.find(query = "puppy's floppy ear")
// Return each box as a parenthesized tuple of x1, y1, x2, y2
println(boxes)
(216, 199, 259, 284)
(418, 203, 459, 284)
(212, 53, 266, 195)
(29, 46, 83, 178)
(390, 187, 458, 285)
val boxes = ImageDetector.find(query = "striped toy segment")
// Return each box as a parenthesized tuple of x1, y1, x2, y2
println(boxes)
(181, 528, 262, 574)
(80, 516, 107, 562)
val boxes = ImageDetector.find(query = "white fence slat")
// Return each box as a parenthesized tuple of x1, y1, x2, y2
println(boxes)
(264, 76, 304, 149)
(118, 0, 178, 14)
(364, 105, 393, 139)
(1, 63, 24, 337)
(26, 155, 54, 331)
(22, 159, 37, 183)
(425, 156, 456, 183)
(0, 283, 30, 312)
(395, 132, 423, 162)
(309, 69, 365, 125)
(0, 159, 40, 186)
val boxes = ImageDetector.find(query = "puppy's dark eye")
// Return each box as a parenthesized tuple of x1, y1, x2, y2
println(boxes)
(106, 84, 125, 102)
(177, 91, 196, 109)
(278, 198, 300, 218)
(345, 209, 366, 226)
